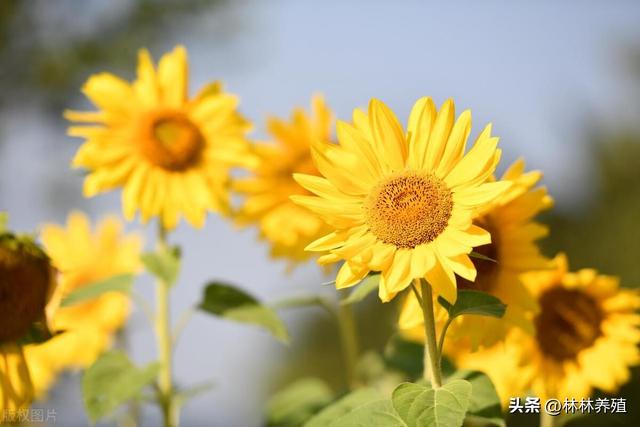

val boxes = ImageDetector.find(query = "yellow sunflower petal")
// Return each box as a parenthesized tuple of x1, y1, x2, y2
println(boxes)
(407, 96, 437, 169)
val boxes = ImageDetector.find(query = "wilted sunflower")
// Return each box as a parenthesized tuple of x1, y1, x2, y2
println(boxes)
(24, 212, 142, 397)
(0, 218, 56, 413)
(292, 98, 510, 302)
(66, 46, 253, 230)
(399, 159, 552, 347)
(233, 96, 333, 266)
(456, 254, 640, 402)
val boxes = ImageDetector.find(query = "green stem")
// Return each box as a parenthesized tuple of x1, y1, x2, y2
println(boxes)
(336, 299, 359, 389)
(437, 317, 454, 366)
(156, 225, 178, 427)
(417, 279, 442, 388)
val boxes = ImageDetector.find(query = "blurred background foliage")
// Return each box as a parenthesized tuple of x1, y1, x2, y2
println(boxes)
(1, 1, 639, 426)
(0, 0, 229, 111)
(543, 132, 640, 286)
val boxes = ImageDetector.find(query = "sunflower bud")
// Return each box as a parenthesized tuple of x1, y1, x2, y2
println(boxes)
(0, 232, 55, 343)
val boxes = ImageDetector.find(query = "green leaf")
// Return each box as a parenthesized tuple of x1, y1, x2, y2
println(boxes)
(469, 251, 497, 263)
(82, 351, 160, 423)
(61, 274, 134, 308)
(174, 381, 215, 409)
(141, 245, 180, 286)
(304, 388, 382, 427)
(198, 282, 289, 343)
(272, 295, 334, 316)
(267, 377, 334, 427)
(16, 321, 56, 345)
(392, 380, 472, 427)
(438, 290, 506, 319)
(341, 274, 380, 305)
(448, 371, 505, 427)
(330, 399, 406, 427)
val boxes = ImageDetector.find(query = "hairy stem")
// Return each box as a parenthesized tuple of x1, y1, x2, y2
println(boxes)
(418, 279, 442, 388)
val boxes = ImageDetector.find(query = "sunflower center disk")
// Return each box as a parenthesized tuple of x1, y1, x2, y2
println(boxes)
(364, 173, 453, 248)
(139, 111, 203, 171)
(0, 245, 51, 342)
(534, 287, 602, 361)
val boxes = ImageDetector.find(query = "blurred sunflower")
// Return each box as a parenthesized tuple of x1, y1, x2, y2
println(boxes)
(292, 98, 510, 302)
(0, 218, 56, 413)
(233, 96, 333, 266)
(456, 254, 640, 402)
(0, 344, 35, 417)
(66, 45, 253, 230)
(399, 159, 553, 347)
(24, 212, 142, 397)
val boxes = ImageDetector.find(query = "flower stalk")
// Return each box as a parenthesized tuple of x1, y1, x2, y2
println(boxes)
(336, 300, 359, 389)
(417, 278, 442, 388)
(155, 225, 177, 427)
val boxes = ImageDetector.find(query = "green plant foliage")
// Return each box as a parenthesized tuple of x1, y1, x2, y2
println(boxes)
(304, 387, 383, 427)
(198, 282, 289, 343)
(469, 251, 497, 263)
(16, 321, 56, 346)
(173, 381, 215, 409)
(82, 351, 160, 423)
(449, 371, 505, 427)
(272, 295, 335, 316)
(141, 245, 181, 287)
(392, 380, 472, 427)
(438, 290, 506, 319)
(341, 274, 380, 305)
(267, 377, 335, 427)
(60, 274, 134, 308)
(330, 399, 406, 427)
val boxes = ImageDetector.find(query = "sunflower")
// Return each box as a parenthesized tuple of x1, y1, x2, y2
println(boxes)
(399, 159, 553, 347)
(0, 220, 56, 413)
(66, 45, 253, 230)
(456, 254, 640, 402)
(291, 98, 510, 302)
(24, 212, 142, 397)
(233, 95, 333, 266)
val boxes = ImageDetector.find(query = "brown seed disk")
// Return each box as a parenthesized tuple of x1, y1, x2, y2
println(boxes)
(0, 243, 52, 343)
(138, 110, 203, 171)
(534, 286, 602, 361)
(364, 173, 453, 248)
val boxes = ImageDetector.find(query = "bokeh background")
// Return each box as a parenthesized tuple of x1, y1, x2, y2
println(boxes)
(2, 1, 640, 426)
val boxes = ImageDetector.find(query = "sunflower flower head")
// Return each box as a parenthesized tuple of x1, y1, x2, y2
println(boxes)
(24, 212, 142, 397)
(0, 218, 56, 413)
(66, 45, 254, 230)
(233, 95, 333, 266)
(399, 159, 553, 348)
(0, 228, 55, 344)
(456, 254, 640, 402)
(292, 98, 510, 303)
